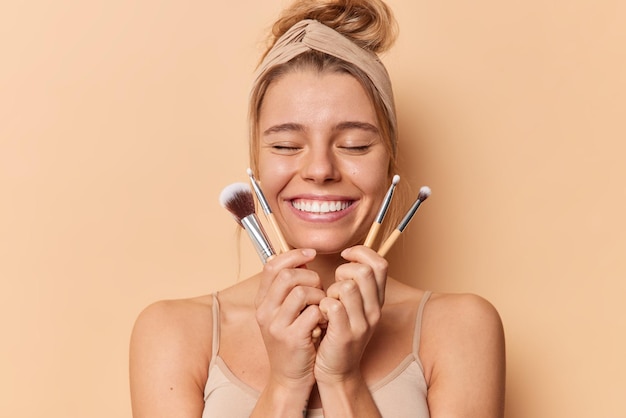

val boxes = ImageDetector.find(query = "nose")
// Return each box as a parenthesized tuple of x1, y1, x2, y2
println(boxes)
(300, 146, 340, 184)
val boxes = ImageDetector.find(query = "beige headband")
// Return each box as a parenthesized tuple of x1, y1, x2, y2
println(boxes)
(252, 19, 397, 153)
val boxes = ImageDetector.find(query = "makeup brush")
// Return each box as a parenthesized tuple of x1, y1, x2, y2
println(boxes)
(377, 186, 431, 257)
(364, 174, 400, 248)
(219, 182, 276, 264)
(246, 168, 291, 253)
(221, 181, 322, 340)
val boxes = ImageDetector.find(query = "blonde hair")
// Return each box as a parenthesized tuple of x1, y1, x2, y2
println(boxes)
(249, 0, 410, 243)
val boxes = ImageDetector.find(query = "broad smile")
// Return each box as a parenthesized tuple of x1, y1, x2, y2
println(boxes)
(290, 198, 354, 214)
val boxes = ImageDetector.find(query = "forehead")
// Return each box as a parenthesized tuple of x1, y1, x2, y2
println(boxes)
(259, 70, 378, 129)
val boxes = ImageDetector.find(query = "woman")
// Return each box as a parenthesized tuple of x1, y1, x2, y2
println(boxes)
(129, 0, 506, 417)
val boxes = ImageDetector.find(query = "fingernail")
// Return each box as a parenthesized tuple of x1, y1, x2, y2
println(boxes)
(302, 248, 316, 257)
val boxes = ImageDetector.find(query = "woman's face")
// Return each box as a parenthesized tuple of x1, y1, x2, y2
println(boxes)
(257, 69, 390, 253)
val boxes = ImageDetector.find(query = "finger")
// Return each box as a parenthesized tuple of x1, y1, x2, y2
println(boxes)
(319, 297, 350, 335)
(334, 262, 379, 318)
(263, 268, 321, 307)
(326, 279, 368, 335)
(291, 304, 324, 340)
(272, 286, 326, 330)
(255, 248, 317, 307)
(255, 269, 322, 329)
(340, 246, 388, 306)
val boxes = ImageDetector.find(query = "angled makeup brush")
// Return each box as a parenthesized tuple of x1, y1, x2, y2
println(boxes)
(247, 168, 291, 253)
(219, 182, 276, 264)
(377, 186, 431, 257)
(364, 174, 400, 248)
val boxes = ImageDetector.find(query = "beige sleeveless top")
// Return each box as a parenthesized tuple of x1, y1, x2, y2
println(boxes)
(202, 291, 431, 417)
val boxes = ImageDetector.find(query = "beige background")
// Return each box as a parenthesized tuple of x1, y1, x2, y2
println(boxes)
(1, 0, 624, 417)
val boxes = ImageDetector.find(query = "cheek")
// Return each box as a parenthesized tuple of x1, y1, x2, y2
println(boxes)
(345, 160, 388, 192)
(257, 155, 295, 196)
(259, 154, 291, 177)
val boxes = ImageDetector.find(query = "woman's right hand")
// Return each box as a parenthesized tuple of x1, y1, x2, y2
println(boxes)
(254, 248, 325, 392)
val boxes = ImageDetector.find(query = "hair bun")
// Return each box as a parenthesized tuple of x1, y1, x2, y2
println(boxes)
(269, 0, 398, 54)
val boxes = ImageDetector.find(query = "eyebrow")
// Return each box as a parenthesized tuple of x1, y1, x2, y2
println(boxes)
(263, 121, 379, 136)
(334, 121, 379, 133)
(263, 123, 305, 136)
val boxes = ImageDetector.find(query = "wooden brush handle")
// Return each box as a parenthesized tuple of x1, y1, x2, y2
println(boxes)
(377, 229, 401, 257)
(363, 222, 381, 248)
(267, 213, 290, 253)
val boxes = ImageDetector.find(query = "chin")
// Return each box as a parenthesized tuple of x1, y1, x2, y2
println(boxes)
(291, 234, 362, 254)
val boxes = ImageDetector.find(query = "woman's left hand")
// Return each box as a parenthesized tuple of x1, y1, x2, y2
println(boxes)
(314, 245, 388, 384)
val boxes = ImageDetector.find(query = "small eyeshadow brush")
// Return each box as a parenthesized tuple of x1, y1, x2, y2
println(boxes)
(377, 186, 431, 257)
(246, 168, 291, 253)
(364, 174, 400, 248)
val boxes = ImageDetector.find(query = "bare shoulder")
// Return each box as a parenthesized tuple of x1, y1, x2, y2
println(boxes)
(129, 295, 214, 415)
(426, 292, 504, 334)
(131, 295, 214, 351)
(135, 294, 215, 323)
(420, 292, 506, 417)
(422, 292, 505, 361)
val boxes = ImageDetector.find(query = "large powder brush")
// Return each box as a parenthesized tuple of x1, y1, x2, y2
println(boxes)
(219, 182, 276, 264)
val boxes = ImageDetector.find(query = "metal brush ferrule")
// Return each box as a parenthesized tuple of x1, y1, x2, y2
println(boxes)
(398, 198, 423, 232)
(241, 214, 275, 263)
(249, 175, 272, 215)
(375, 187, 395, 223)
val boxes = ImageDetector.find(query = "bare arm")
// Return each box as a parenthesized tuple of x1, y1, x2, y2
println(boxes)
(129, 299, 211, 418)
(316, 375, 382, 418)
(424, 294, 506, 418)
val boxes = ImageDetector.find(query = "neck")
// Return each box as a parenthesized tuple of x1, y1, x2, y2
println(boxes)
(304, 252, 347, 291)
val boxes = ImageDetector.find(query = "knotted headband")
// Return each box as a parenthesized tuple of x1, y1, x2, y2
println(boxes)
(251, 19, 397, 154)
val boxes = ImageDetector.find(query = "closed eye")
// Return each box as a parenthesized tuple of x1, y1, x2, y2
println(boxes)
(345, 145, 370, 151)
(271, 144, 302, 153)
(338, 144, 372, 154)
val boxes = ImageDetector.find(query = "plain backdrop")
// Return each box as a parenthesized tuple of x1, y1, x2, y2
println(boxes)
(1, 0, 625, 417)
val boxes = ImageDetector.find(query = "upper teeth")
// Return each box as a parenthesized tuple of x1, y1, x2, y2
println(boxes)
(292, 200, 351, 213)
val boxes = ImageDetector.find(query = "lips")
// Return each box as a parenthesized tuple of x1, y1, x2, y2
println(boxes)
(291, 198, 353, 214)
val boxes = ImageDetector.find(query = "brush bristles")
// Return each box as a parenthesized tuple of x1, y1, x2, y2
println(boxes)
(219, 182, 256, 225)
(418, 186, 431, 201)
